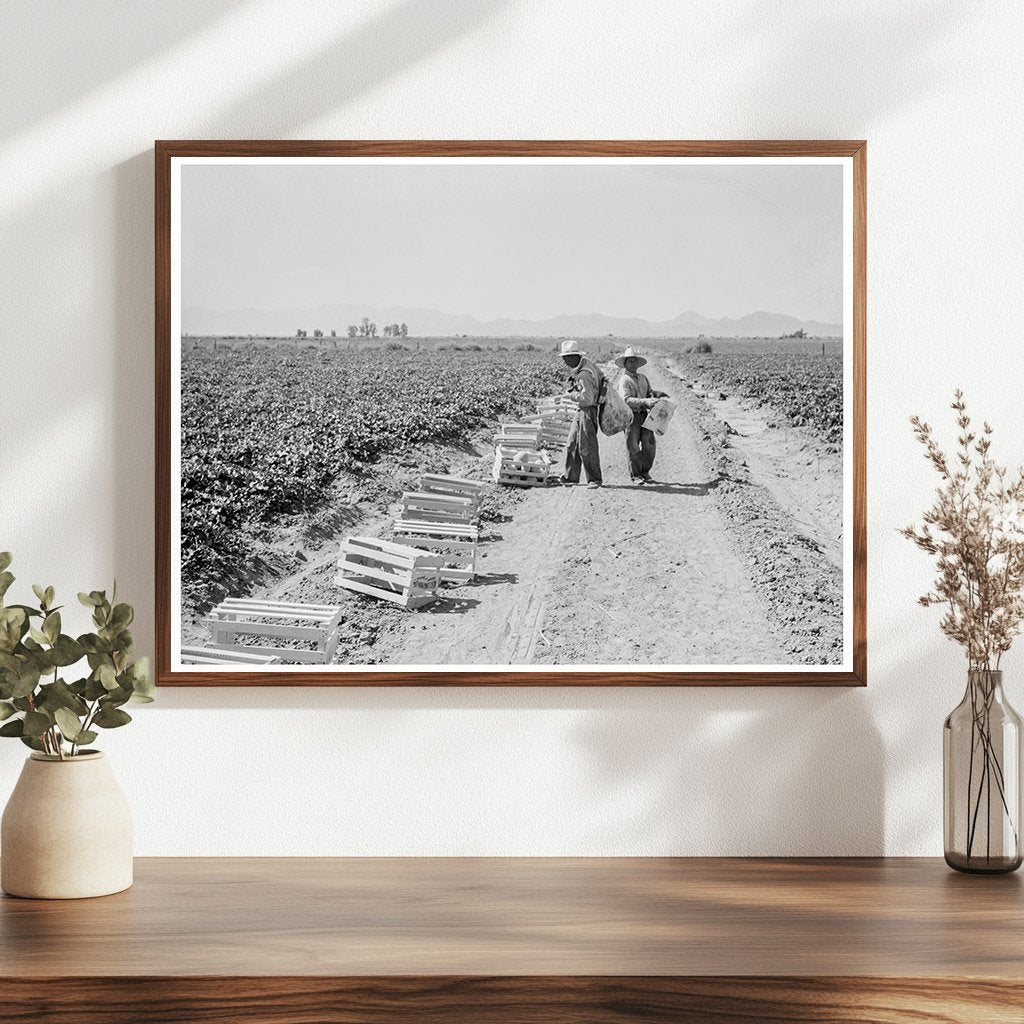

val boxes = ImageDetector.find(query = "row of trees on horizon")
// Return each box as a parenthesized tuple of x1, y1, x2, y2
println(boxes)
(296, 317, 409, 340)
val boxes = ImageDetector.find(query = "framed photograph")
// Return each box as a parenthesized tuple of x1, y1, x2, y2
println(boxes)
(156, 141, 865, 686)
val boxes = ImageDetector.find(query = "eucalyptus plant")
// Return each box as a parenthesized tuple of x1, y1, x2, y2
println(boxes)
(0, 552, 153, 759)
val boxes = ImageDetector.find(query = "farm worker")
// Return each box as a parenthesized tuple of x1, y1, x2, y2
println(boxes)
(615, 347, 668, 485)
(559, 339, 604, 489)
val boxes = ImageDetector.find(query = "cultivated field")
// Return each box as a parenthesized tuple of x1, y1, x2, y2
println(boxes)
(671, 339, 843, 446)
(179, 335, 846, 666)
(180, 341, 563, 610)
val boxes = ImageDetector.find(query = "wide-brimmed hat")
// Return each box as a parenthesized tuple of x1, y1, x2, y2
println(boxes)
(615, 346, 647, 369)
(560, 339, 586, 358)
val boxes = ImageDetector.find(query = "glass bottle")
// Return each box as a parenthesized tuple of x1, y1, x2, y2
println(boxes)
(944, 669, 1022, 873)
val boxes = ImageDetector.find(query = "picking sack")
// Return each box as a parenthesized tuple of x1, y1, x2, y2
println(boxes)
(645, 398, 677, 436)
(598, 373, 633, 436)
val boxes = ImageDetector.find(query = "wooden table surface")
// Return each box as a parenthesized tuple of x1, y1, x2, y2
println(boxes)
(3, 857, 1023, 1023)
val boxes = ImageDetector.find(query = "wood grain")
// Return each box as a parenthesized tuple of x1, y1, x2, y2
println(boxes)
(1, 858, 1020, 1024)
(3, 857, 1020, 977)
(155, 140, 867, 687)
(0, 976, 1021, 1024)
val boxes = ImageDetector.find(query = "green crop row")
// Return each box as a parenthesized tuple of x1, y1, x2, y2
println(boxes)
(180, 346, 564, 610)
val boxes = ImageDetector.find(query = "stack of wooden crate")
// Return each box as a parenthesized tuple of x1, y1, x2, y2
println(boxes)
(494, 421, 542, 450)
(392, 474, 485, 585)
(534, 394, 577, 449)
(491, 393, 577, 488)
(400, 488, 478, 527)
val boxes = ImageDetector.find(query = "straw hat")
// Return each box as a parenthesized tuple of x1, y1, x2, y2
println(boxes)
(560, 339, 586, 358)
(615, 346, 647, 369)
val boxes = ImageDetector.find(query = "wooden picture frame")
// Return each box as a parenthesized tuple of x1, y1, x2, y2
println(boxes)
(156, 140, 866, 686)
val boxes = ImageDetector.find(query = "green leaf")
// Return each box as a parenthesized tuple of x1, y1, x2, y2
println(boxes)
(0, 607, 27, 651)
(93, 705, 131, 729)
(83, 675, 108, 701)
(98, 664, 118, 690)
(0, 701, 16, 721)
(77, 635, 100, 654)
(78, 592, 99, 608)
(42, 611, 60, 644)
(36, 678, 88, 717)
(74, 730, 97, 747)
(53, 707, 84, 741)
(110, 603, 133, 629)
(49, 635, 85, 667)
(80, 634, 112, 655)
(127, 657, 154, 703)
(31, 584, 47, 608)
(104, 685, 132, 708)
(113, 628, 134, 653)
(7, 604, 42, 619)
(28, 627, 49, 646)
(0, 553, 11, 573)
(19, 735, 45, 752)
(0, 572, 14, 602)
(22, 711, 50, 738)
(44, 586, 55, 609)
(11, 666, 41, 699)
(0, 719, 24, 738)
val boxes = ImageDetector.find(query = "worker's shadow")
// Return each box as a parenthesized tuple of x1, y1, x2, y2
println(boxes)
(426, 596, 482, 615)
(600, 476, 724, 496)
(459, 572, 518, 588)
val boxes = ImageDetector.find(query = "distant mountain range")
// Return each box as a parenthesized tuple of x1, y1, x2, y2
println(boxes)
(183, 303, 842, 339)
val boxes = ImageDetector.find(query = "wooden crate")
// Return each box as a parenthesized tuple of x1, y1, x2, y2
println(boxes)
(418, 474, 487, 512)
(539, 422, 572, 448)
(335, 535, 447, 609)
(494, 422, 542, 448)
(493, 445, 555, 488)
(202, 599, 344, 665)
(537, 395, 579, 416)
(401, 490, 477, 526)
(392, 519, 479, 584)
(536, 397, 576, 449)
(180, 646, 281, 666)
(417, 473, 485, 501)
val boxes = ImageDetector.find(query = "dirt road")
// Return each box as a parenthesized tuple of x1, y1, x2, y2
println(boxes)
(389, 360, 800, 667)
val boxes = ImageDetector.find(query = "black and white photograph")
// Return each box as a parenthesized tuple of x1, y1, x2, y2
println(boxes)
(163, 146, 861, 681)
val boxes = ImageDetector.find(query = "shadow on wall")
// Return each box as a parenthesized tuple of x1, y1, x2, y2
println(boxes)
(194, 0, 507, 137)
(148, 681, 886, 856)
(572, 687, 885, 856)
(725, 0, 973, 134)
(0, 2, 245, 138)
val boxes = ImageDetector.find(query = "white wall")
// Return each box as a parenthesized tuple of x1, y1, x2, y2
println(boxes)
(1, 0, 1022, 855)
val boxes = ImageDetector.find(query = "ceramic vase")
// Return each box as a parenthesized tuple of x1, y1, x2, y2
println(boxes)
(1, 751, 133, 898)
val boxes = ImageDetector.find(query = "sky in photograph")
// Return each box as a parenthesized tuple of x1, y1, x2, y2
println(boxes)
(181, 160, 844, 324)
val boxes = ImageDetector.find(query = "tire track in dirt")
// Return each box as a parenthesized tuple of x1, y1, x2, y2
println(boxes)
(390, 479, 583, 666)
